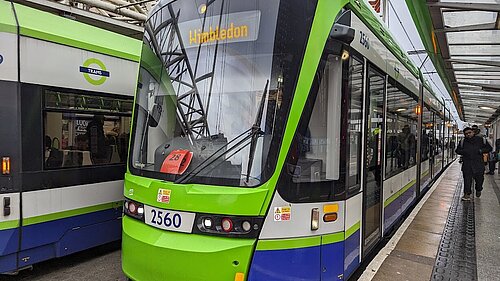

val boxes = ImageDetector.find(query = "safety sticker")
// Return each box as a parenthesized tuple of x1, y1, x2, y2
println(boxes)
(274, 206, 291, 221)
(157, 189, 171, 204)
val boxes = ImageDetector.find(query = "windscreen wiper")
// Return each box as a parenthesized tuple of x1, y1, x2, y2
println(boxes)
(175, 80, 269, 184)
(245, 80, 268, 182)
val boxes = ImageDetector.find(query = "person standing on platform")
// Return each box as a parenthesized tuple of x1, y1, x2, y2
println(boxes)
(456, 127, 492, 201)
(472, 124, 483, 138)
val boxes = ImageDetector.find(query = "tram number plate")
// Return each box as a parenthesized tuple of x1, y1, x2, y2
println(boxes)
(144, 205, 195, 233)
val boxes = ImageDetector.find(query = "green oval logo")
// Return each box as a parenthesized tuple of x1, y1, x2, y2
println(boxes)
(80, 58, 109, 86)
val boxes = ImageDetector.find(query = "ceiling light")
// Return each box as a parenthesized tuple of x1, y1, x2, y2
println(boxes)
(396, 108, 406, 112)
(479, 106, 495, 110)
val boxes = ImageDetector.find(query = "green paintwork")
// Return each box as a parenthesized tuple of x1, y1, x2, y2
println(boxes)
(421, 169, 429, 177)
(0, 1, 17, 34)
(122, 216, 255, 281)
(23, 201, 122, 226)
(0, 219, 19, 231)
(255, 235, 322, 251)
(384, 179, 416, 208)
(322, 232, 346, 245)
(255, 232, 344, 251)
(345, 221, 360, 239)
(82, 58, 108, 85)
(11, 3, 141, 62)
(125, 173, 268, 215)
(349, 0, 419, 79)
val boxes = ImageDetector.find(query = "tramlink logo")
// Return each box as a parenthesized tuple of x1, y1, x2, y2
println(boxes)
(0, 54, 3, 65)
(189, 24, 249, 45)
(80, 58, 110, 86)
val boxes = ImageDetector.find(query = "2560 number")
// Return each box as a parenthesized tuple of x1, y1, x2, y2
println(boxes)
(150, 209, 182, 228)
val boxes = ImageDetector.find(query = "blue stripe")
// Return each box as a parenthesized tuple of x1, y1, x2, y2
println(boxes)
(384, 185, 416, 233)
(21, 208, 121, 250)
(344, 229, 360, 279)
(0, 208, 122, 272)
(248, 245, 321, 281)
(17, 218, 121, 269)
(0, 228, 19, 256)
(0, 252, 16, 273)
(321, 240, 344, 281)
(248, 240, 346, 281)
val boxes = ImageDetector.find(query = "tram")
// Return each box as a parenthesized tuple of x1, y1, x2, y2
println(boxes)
(122, 0, 457, 280)
(0, 2, 141, 273)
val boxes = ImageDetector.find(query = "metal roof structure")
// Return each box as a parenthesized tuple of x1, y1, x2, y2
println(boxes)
(15, 0, 157, 38)
(407, 0, 500, 125)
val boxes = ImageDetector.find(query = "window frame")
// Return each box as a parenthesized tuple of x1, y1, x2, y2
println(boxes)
(42, 89, 133, 170)
(383, 77, 419, 180)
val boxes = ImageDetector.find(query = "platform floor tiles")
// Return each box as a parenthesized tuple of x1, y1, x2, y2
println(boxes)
(369, 161, 500, 281)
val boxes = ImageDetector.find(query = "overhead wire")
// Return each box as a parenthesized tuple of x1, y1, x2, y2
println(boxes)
(386, 0, 458, 118)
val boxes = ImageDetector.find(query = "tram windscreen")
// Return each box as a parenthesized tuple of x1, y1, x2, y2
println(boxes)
(130, 0, 316, 186)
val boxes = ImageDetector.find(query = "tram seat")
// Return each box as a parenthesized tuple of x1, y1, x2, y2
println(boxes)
(110, 145, 120, 163)
(62, 150, 83, 167)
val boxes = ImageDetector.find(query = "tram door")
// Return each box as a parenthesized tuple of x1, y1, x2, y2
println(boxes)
(362, 65, 385, 255)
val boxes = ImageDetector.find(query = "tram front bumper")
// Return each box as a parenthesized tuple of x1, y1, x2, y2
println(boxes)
(122, 216, 256, 281)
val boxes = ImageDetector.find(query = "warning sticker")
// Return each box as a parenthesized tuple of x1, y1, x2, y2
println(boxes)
(157, 189, 171, 204)
(273, 206, 291, 221)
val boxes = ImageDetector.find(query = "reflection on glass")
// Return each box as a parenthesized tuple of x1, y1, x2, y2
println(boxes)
(384, 79, 418, 178)
(364, 66, 384, 249)
(44, 91, 132, 169)
(347, 58, 363, 189)
(130, 0, 314, 187)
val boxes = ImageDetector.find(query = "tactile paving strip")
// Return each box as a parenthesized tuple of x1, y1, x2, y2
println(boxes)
(431, 180, 477, 281)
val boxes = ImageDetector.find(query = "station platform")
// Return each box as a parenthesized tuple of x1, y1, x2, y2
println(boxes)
(360, 160, 500, 281)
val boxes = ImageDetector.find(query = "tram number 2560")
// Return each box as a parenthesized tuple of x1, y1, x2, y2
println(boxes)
(359, 31, 370, 50)
(150, 209, 182, 228)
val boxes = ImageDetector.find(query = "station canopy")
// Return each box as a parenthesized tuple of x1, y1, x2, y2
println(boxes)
(15, 0, 157, 38)
(407, 0, 500, 125)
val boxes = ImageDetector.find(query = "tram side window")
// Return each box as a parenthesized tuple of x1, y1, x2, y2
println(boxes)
(43, 90, 133, 169)
(346, 57, 363, 193)
(278, 54, 344, 202)
(384, 79, 418, 178)
(421, 106, 432, 161)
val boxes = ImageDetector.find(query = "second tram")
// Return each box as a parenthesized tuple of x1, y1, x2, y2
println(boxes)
(0, 2, 141, 273)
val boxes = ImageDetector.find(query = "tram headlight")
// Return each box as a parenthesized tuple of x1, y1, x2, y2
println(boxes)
(124, 198, 145, 221)
(202, 217, 213, 229)
(195, 214, 264, 238)
(241, 221, 252, 232)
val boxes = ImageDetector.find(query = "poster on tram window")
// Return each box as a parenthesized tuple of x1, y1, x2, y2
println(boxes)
(75, 119, 89, 136)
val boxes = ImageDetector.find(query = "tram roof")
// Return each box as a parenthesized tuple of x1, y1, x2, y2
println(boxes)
(407, 0, 500, 125)
(350, 0, 447, 112)
(0, 1, 142, 62)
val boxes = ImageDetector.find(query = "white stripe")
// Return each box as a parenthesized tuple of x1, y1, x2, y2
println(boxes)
(22, 180, 123, 218)
(358, 160, 453, 280)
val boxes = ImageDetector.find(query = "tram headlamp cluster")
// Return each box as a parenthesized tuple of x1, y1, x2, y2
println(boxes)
(194, 214, 264, 238)
(124, 199, 144, 221)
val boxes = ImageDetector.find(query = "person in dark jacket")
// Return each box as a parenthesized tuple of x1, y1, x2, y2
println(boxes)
(455, 127, 493, 201)
(86, 115, 108, 164)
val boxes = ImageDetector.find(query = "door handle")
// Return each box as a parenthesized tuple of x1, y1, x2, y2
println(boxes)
(311, 208, 319, 231)
(3, 197, 10, 216)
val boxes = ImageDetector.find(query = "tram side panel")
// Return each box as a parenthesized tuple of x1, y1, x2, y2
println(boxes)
(0, 26, 21, 273)
(14, 34, 137, 269)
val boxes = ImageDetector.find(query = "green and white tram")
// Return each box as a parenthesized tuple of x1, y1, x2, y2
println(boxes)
(0, 1, 140, 273)
(122, 0, 456, 280)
